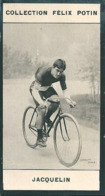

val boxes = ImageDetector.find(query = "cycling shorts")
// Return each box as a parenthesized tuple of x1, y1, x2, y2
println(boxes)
(39, 87, 58, 100)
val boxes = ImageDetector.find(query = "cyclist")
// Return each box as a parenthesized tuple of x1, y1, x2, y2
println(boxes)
(30, 59, 76, 147)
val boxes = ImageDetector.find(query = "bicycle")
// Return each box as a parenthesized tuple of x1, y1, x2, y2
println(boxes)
(22, 92, 82, 167)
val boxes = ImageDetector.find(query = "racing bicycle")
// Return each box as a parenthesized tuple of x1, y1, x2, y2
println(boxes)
(22, 92, 82, 167)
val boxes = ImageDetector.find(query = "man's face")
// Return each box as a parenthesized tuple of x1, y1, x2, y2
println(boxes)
(51, 67, 64, 79)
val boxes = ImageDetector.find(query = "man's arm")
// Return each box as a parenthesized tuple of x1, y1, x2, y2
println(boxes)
(62, 89, 76, 107)
(60, 74, 76, 107)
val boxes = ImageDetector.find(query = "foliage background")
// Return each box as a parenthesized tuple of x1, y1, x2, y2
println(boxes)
(3, 23, 100, 129)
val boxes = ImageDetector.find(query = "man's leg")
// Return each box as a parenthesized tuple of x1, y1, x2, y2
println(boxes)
(45, 102, 59, 121)
(35, 105, 47, 147)
(36, 105, 46, 135)
(40, 87, 59, 125)
(30, 88, 47, 147)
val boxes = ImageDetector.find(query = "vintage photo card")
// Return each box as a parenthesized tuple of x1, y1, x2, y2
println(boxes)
(1, 0, 105, 195)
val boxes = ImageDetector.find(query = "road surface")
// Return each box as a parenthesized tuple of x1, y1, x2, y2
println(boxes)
(3, 79, 100, 170)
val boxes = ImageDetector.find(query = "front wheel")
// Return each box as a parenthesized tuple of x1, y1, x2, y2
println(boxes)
(23, 106, 38, 148)
(54, 113, 82, 167)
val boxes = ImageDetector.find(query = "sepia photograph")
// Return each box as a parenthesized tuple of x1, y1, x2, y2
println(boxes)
(2, 2, 102, 191)
(3, 23, 100, 170)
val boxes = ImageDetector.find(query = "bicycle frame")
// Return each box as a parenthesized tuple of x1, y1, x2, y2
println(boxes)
(46, 108, 61, 136)
(29, 107, 37, 132)
(29, 89, 70, 139)
(29, 105, 61, 135)
(29, 88, 61, 135)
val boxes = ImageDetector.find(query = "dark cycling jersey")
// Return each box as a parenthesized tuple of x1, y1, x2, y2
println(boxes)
(35, 66, 67, 90)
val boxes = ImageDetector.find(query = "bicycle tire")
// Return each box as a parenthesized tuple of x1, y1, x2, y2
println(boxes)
(54, 113, 82, 167)
(23, 106, 38, 148)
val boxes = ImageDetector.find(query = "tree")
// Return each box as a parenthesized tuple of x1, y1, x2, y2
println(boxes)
(78, 44, 100, 102)
(3, 44, 50, 79)
(3, 44, 33, 78)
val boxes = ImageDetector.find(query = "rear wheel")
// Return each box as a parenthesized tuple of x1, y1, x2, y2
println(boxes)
(54, 113, 82, 167)
(23, 106, 38, 148)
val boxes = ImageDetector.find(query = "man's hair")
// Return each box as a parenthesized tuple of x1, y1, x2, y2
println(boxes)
(53, 59, 66, 70)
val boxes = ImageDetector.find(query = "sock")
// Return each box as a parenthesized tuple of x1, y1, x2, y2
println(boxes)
(37, 129, 42, 139)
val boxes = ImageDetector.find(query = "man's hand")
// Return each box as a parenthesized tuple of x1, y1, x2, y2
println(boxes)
(63, 90, 76, 108)
(39, 100, 48, 109)
(66, 98, 76, 108)
(69, 100, 76, 108)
